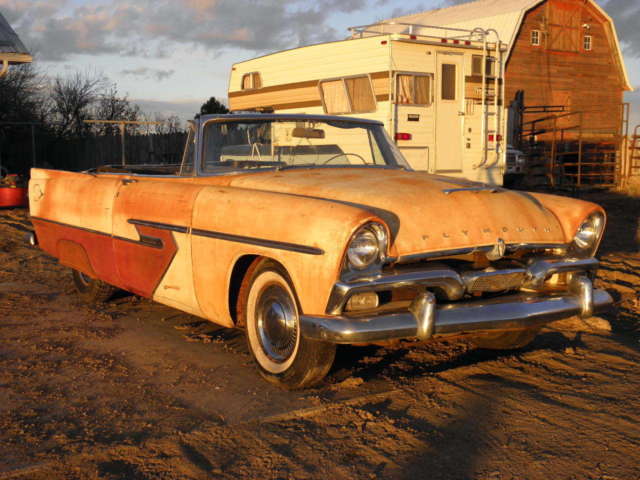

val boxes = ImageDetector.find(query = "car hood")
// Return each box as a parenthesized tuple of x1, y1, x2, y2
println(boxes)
(228, 168, 566, 257)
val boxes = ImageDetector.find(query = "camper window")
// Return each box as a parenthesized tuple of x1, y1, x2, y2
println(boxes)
(319, 75, 376, 114)
(396, 74, 432, 105)
(472, 56, 495, 76)
(441, 64, 456, 101)
(345, 76, 376, 112)
(241, 72, 262, 90)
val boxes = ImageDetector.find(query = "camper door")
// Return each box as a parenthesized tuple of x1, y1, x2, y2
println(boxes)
(435, 53, 464, 174)
(394, 72, 433, 171)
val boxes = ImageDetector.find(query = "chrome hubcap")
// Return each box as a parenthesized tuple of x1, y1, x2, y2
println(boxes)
(77, 271, 91, 286)
(256, 284, 298, 363)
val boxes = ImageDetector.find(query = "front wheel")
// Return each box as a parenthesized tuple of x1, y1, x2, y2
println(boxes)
(239, 259, 336, 389)
(72, 269, 117, 303)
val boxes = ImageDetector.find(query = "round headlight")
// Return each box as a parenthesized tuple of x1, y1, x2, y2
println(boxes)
(572, 212, 605, 255)
(347, 223, 387, 270)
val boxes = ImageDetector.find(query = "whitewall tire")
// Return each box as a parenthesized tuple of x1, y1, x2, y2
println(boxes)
(239, 259, 336, 389)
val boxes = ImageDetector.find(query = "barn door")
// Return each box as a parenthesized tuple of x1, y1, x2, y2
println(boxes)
(547, 0, 582, 52)
(435, 53, 464, 173)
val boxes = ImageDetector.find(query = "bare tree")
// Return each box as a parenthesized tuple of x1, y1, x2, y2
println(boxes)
(91, 85, 143, 135)
(50, 71, 106, 137)
(153, 113, 183, 134)
(0, 63, 48, 123)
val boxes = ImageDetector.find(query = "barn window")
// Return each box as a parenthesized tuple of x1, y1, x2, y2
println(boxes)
(396, 74, 432, 105)
(584, 35, 592, 51)
(241, 72, 262, 90)
(531, 30, 541, 46)
(319, 75, 376, 114)
(441, 64, 456, 101)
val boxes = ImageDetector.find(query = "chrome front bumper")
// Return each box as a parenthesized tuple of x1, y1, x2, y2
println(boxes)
(301, 259, 613, 344)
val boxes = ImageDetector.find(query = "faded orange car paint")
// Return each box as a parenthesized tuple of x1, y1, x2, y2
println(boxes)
(28, 166, 604, 329)
(191, 185, 378, 325)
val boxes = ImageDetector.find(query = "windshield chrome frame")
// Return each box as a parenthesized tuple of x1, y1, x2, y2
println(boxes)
(194, 114, 410, 177)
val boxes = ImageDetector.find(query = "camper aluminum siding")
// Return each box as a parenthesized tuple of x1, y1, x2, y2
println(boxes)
(229, 36, 505, 184)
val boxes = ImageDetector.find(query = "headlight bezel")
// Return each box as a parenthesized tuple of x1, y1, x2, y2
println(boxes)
(345, 222, 388, 272)
(569, 211, 605, 257)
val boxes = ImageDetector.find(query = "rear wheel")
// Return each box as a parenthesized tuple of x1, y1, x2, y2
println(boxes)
(72, 269, 117, 303)
(239, 259, 336, 389)
(472, 328, 540, 350)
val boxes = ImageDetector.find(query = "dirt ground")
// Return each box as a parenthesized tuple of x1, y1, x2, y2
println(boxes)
(0, 191, 639, 480)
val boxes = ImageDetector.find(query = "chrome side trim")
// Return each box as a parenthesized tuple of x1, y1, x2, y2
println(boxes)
(302, 288, 613, 344)
(127, 218, 324, 256)
(326, 266, 465, 315)
(191, 227, 324, 256)
(442, 186, 501, 195)
(128, 218, 188, 234)
(525, 257, 599, 289)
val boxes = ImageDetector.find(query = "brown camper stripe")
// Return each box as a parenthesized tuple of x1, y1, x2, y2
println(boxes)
(228, 71, 391, 98)
(229, 71, 391, 111)
(229, 79, 319, 98)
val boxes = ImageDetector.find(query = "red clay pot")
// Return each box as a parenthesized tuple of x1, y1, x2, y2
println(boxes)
(0, 187, 28, 208)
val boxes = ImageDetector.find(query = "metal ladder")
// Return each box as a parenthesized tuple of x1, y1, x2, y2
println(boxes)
(348, 21, 506, 171)
(477, 28, 505, 170)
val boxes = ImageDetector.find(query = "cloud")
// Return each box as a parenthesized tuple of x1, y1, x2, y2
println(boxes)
(602, 0, 640, 58)
(0, 0, 377, 62)
(121, 67, 175, 81)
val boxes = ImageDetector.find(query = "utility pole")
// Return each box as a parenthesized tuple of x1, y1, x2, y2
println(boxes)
(83, 120, 163, 166)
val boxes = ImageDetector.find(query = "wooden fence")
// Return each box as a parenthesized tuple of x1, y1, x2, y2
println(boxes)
(0, 129, 187, 174)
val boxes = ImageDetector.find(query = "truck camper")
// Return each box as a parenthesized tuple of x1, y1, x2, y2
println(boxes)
(229, 0, 632, 188)
(229, 24, 508, 185)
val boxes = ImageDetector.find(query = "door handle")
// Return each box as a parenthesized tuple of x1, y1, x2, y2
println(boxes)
(122, 178, 138, 185)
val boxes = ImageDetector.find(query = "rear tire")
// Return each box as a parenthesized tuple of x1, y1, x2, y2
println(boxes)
(472, 328, 540, 350)
(72, 269, 117, 303)
(239, 259, 336, 389)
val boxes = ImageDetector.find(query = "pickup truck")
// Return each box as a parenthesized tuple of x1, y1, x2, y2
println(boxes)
(28, 113, 612, 389)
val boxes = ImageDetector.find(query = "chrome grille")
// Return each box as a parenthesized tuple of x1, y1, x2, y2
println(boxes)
(462, 269, 526, 293)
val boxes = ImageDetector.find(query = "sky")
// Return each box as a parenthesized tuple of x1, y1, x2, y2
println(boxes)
(1, 0, 639, 126)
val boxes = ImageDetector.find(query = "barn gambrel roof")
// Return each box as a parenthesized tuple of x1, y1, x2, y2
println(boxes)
(363, 0, 631, 91)
(0, 11, 31, 63)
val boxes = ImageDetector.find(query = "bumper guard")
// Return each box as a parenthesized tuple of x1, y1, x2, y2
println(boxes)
(301, 260, 612, 344)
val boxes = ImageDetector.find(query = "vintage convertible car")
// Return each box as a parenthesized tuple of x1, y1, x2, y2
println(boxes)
(28, 114, 612, 388)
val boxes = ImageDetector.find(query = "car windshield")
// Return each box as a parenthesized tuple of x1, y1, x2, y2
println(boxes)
(200, 118, 409, 173)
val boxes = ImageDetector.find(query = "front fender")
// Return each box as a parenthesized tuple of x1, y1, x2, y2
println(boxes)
(529, 192, 606, 244)
(190, 185, 382, 325)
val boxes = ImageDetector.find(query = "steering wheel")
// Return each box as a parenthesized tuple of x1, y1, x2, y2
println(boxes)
(0, 166, 8, 179)
(321, 152, 367, 165)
